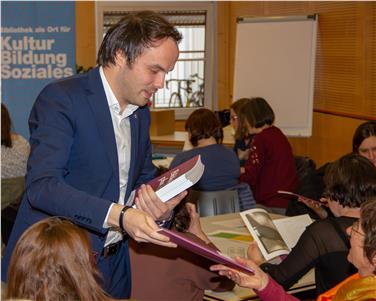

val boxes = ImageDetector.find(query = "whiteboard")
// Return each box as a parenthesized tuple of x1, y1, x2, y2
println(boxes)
(233, 15, 318, 137)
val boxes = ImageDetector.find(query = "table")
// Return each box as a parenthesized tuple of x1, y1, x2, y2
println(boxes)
(150, 128, 235, 150)
(152, 157, 174, 169)
(200, 213, 315, 301)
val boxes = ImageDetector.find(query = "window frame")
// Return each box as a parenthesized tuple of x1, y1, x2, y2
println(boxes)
(95, 1, 217, 120)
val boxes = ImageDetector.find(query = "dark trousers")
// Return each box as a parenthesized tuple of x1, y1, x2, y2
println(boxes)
(96, 240, 132, 298)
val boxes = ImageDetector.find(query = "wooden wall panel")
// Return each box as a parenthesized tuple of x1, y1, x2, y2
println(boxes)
(371, 5, 376, 114)
(221, 1, 375, 119)
(216, 2, 231, 110)
(288, 112, 366, 167)
(76, 2, 96, 69)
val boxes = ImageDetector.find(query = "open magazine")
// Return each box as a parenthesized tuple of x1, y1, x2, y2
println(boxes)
(159, 228, 254, 275)
(240, 208, 312, 261)
(142, 155, 205, 202)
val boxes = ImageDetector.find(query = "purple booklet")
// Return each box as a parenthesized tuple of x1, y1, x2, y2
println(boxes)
(159, 228, 254, 275)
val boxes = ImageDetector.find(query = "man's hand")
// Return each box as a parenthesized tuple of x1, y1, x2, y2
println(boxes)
(122, 207, 177, 247)
(107, 203, 176, 247)
(134, 184, 187, 220)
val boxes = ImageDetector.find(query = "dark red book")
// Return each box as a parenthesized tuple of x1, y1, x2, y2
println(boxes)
(159, 228, 254, 275)
(145, 155, 204, 202)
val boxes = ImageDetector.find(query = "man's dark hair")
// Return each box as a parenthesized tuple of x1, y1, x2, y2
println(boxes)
(185, 108, 223, 147)
(323, 153, 376, 208)
(97, 10, 182, 67)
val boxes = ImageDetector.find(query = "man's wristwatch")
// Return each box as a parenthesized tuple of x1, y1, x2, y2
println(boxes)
(156, 210, 175, 229)
(119, 206, 132, 234)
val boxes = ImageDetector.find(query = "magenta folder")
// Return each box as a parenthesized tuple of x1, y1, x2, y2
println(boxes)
(159, 228, 254, 275)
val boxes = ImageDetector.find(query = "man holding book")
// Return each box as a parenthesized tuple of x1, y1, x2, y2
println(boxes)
(2, 11, 185, 299)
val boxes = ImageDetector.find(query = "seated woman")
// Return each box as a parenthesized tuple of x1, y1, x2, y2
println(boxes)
(170, 108, 240, 191)
(230, 98, 253, 167)
(129, 201, 235, 300)
(1, 103, 30, 180)
(248, 153, 376, 294)
(6, 217, 116, 301)
(1, 104, 30, 244)
(352, 120, 376, 167)
(210, 197, 376, 301)
(237, 97, 298, 211)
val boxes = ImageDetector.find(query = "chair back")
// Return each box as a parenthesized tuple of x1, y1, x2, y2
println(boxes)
(187, 189, 240, 217)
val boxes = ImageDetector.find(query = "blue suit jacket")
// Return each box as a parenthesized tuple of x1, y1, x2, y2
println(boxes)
(2, 67, 156, 280)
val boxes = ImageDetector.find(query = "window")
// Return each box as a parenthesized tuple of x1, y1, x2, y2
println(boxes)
(96, 2, 216, 119)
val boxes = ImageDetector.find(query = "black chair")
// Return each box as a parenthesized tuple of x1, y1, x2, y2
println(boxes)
(286, 156, 326, 218)
(187, 189, 240, 217)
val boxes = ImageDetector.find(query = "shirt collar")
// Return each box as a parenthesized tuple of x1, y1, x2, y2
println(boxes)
(99, 66, 138, 117)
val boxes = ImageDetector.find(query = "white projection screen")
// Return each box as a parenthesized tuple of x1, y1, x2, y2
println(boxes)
(233, 15, 318, 137)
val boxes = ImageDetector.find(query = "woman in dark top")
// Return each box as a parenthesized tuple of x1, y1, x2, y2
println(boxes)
(170, 108, 240, 191)
(250, 153, 376, 294)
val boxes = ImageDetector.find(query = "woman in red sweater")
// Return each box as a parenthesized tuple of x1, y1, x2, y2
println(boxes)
(237, 97, 298, 212)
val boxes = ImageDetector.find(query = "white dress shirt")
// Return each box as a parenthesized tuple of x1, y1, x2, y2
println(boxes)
(99, 66, 138, 247)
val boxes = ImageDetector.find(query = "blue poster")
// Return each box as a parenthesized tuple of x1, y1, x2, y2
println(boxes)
(1, 1, 76, 138)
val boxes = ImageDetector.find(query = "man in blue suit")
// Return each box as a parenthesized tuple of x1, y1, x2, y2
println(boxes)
(2, 11, 185, 298)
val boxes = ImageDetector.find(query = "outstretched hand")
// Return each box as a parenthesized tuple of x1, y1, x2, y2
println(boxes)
(210, 257, 269, 291)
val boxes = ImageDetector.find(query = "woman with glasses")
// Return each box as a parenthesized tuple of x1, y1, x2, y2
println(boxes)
(246, 153, 376, 295)
(210, 197, 376, 301)
(230, 98, 253, 167)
